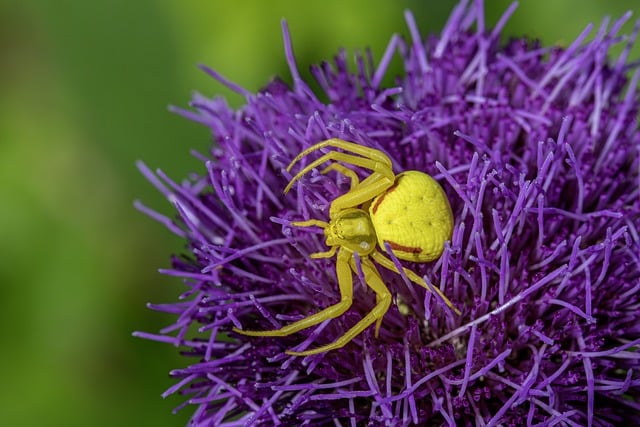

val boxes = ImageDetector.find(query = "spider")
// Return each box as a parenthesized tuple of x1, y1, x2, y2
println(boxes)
(233, 138, 459, 356)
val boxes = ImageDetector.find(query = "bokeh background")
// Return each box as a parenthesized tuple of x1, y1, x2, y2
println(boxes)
(1, 1, 638, 425)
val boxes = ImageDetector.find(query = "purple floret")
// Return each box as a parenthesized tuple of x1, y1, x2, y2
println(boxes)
(136, 1, 640, 425)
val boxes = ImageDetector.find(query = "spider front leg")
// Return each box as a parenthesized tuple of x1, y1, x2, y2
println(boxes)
(287, 138, 393, 173)
(320, 163, 359, 190)
(284, 151, 394, 195)
(287, 256, 391, 356)
(284, 150, 396, 217)
(232, 249, 353, 341)
(284, 140, 398, 217)
(328, 173, 395, 218)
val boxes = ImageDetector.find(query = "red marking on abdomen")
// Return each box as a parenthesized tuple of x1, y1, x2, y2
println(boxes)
(371, 182, 398, 214)
(387, 241, 422, 254)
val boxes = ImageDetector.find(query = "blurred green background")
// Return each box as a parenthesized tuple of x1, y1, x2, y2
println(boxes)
(1, 1, 638, 425)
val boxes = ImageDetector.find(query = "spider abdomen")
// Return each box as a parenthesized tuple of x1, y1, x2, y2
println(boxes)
(369, 171, 453, 262)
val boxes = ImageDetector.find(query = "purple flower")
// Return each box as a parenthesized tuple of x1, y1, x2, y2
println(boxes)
(136, 1, 640, 425)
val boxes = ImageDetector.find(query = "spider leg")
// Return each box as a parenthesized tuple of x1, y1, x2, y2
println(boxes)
(310, 246, 337, 259)
(328, 173, 394, 217)
(290, 219, 329, 228)
(286, 138, 392, 173)
(371, 250, 461, 315)
(287, 257, 391, 356)
(288, 219, 334, 258)
(284, 152, 394, 195)
(233, 249, 353, 338)
(320, 163, 360, 190)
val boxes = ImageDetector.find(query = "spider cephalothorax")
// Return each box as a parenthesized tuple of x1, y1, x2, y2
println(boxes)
(234, 139, 458, 355)
(322, 208, 377, 255)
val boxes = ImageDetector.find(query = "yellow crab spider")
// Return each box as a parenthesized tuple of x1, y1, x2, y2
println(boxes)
(233, 139, 458, 356)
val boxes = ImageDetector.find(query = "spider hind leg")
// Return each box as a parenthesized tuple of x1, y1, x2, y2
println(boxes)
(232, 249, 353, 339)
(287, 257, 391, 356)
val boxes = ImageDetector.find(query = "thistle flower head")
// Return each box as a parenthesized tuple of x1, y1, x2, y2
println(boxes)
(136, 1, 640, 425)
